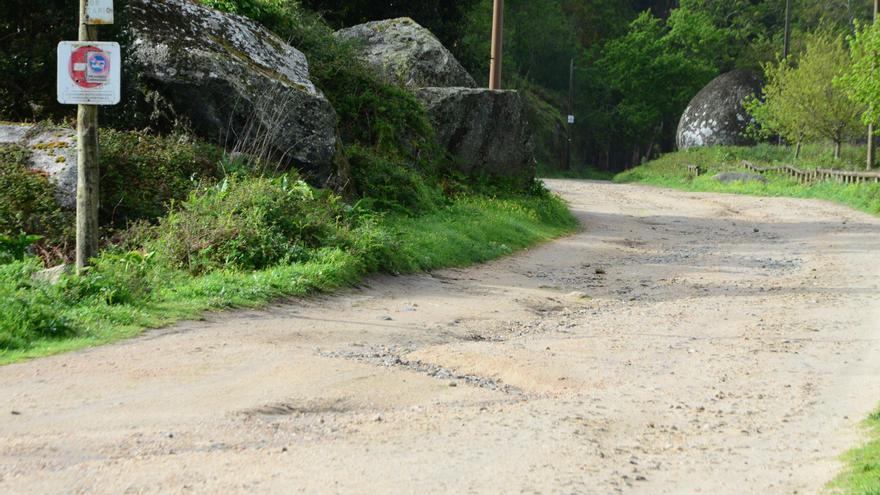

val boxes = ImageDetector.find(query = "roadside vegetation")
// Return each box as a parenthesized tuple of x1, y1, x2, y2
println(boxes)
(615, 146, 880, 216)
(0, 130, 575, 363)
(0, 0, 577, 362)
(831, 409, 880, 495)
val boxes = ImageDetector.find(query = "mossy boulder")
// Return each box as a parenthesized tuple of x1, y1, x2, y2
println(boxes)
(0, 123, 77, 209)
(125, 0, 339, 181)
(417, 88, 535, 181)
(335, 18, 477, 90)
(676, 70, 763, 150)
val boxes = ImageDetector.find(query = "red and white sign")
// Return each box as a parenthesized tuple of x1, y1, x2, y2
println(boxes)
(57, 42, 121, 105)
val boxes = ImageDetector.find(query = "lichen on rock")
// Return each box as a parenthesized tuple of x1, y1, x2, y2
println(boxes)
(0, 123, 77, 209)
(676, 70, 763, 150)
(125, 0, 339, 181)
(416, 88, 534, 181)
(335, 18, 477, 90)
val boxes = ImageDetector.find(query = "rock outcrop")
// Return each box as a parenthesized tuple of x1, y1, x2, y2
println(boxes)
(676, 70, 763, 150)
(0, 123, 77, 209)
(125, 0, 339, 180)
(713, 172, 768, 184)
(417, 88, 534, 180)
(335, 18, 476, 90)
(338, 18, 534, 180)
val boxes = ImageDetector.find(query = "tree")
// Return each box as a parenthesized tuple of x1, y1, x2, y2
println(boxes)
(744, 61, 812, 158)
(595, 11, 718, 165)
(837, 19, 880, 169)
(752, 31, 863, 159)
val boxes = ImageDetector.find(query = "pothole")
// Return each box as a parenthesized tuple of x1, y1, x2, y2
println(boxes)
(241, 398, 353, 417)
(320, 345, 523, 395)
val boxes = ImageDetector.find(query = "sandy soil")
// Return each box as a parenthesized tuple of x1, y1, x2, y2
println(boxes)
(1, 180, 879, 494)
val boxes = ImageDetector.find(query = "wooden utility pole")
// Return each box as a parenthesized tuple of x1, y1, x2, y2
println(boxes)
(489, 0, 504, 90)
(777, 0, 793, 147)
(76, 0, 100, 272)
(783, 0, 792, 60)
(869, 0, 879, 171)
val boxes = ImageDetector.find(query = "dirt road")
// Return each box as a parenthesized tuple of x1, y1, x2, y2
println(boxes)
(2, 180, 880, 494)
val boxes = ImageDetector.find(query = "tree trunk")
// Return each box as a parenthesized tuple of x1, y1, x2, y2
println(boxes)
(834, 140, 842, 160)
(795, 140, 802, 160)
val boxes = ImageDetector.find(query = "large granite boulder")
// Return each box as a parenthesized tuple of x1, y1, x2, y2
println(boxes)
(417, 88, 534, 180)
(0, 123, 77, 209)
(125, 0, 339, 180)
(676, 70, 763, 150)
(335, 18, 477, 90)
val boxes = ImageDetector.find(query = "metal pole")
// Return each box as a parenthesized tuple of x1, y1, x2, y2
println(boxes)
(868, 0, 879, 171)
(489, 0, 504, 90)
(76, 0, 100, 272)
(565, 58, 574, 170)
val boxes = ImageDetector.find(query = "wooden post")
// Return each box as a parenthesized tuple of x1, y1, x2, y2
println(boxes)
(489, 0, 504, 90)
(76, 0, 100, 272)
(869, 0, 879, 171)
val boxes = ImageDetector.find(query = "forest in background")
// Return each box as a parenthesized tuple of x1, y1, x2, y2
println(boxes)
(2, 0, 879, 173)
(303, 0, 877, 171)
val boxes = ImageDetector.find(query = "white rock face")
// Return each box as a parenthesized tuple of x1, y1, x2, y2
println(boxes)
(126, 0, 339, 179)
(335, 18, 477, 89)
(676, 70, 763, 150)
(0, 123, 77, 209)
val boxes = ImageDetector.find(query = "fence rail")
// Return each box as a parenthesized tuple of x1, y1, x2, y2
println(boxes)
(740, 161, 880, 185)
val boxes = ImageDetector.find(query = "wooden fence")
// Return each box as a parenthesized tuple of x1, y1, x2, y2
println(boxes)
(687, 161, 880, 185)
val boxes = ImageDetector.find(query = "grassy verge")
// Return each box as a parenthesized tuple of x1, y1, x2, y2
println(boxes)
(830, 409, 880, 494)
(615, 146, 880, 216)
(0, 191, 576, 365)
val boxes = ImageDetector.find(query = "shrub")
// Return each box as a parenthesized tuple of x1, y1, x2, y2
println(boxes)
(59, 250, 162, 306)
(100, 130, 224, 227)
(346, 145, 444, 213)
(0, 145, 73, 262)
(0, 259, 74, 350)
(148, 175, 355, 273)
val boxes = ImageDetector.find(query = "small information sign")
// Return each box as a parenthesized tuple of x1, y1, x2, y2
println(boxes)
(57, 42, 121, 105)
(85, 0, 114, 25)
(567, 115, 575, 125)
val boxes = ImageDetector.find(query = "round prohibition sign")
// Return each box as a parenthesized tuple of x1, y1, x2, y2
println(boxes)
(68, 45, 111, 89)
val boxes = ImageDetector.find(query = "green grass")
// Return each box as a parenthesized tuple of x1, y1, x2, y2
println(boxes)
(830, 409, 880, 494)
(0, 192, 576, 365)
(615, 146, 880, 216)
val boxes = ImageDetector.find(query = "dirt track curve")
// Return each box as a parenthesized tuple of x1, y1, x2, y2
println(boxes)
(2, 180, 880, 494)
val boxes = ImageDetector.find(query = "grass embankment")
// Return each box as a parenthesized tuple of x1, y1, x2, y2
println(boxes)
(0, 185, 575, 365)
(830, 410, 880, 494)
(615, 145, 880, 215)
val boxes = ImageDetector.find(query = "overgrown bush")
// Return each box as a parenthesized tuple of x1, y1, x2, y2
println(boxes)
(60, 250, 162, 306)
(100, 130, 224, 227)
(346, 145, 444, 213)
(0, 259, 74, 349)
(0, 145, 73, 261)
(146, 175, 357, 273)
